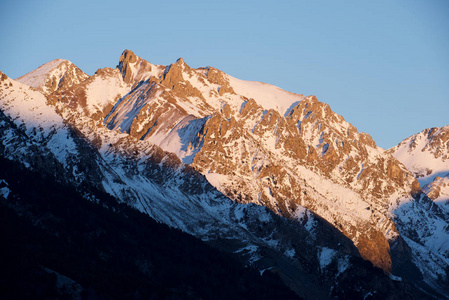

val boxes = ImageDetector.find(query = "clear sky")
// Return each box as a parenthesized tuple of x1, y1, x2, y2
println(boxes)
(1, 0, 448, 148)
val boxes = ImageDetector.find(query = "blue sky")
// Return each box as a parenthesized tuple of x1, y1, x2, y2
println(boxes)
(1, 0, 448, 148)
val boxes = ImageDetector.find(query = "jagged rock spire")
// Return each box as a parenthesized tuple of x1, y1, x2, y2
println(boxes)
(118, 49, 138, 84)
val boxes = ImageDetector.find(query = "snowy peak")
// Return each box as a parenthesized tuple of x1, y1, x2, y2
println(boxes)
(160, 57, 188, 89)
(391, 125, 449, 213)
(425, 126, 449, 159)
(16, 59, 88, 95)
(390, 125, 449, 186)
(0, 71, 89, 182)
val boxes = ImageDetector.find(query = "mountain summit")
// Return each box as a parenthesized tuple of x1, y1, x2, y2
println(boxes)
(117, 49, 165, 84)
(16, 59, 88, 95)
(391, 125, 449, 209)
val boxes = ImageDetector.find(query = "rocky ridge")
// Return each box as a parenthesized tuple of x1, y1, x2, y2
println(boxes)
(390, 125, 449, 185)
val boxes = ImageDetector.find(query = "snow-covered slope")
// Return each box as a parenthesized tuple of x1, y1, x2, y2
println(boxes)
(0, 70, 79, 168)
(227, 75, 304, 115)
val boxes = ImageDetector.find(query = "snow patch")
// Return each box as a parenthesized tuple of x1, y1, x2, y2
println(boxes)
(389, 274, 402, 281)
(205, 172, 231, 191)
(319, 247, 337, 269)
(337, 255, 350, 275)
(284, 248, 296, 259)
(85, 72, 129, 114)
(0, 179, 10, 199)
(227, 75, 304, 115)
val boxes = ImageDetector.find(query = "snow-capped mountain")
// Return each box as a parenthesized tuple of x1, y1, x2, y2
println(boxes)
(1, 50, 449, 298)
(0, 68, 382, 299)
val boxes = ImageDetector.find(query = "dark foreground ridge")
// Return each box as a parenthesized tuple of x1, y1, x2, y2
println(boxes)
(0, 157, 301, 300)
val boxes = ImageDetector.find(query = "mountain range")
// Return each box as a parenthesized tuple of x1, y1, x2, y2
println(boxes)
(1, 50, 448, 299)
